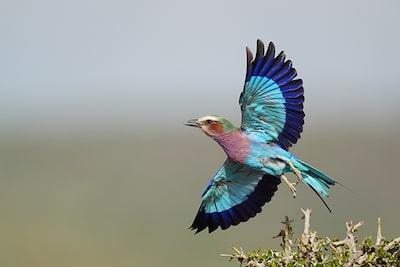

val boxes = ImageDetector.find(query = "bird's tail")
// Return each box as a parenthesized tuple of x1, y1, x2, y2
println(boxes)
(300, 160, 336, 197)
(295, 159, 336, 211)
(294, 158, 337, 197)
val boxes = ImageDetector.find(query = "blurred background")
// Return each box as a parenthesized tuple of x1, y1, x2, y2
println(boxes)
(1, 0, 400, 266)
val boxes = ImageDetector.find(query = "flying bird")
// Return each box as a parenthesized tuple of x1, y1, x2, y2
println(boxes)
(186, 39, 336, 233)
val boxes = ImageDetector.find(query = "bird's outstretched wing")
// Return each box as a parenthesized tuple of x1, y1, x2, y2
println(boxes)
(190, 159, 281, 233)
(239, 39, 305, 150)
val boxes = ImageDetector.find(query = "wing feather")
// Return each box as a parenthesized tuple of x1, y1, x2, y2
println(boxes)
(190, 159, 281, 233)
(240, 40, 305, 150)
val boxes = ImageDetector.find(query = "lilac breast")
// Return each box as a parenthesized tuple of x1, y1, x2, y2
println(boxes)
(213, 130, 249, 164)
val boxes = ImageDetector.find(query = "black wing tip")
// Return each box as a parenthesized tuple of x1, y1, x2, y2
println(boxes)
(256, 39, 264, 51)
(256, 39, 265, 57)
(247, 40, 276, 63)
(255, 39, 275, 51)
(246, 47, 253, 65)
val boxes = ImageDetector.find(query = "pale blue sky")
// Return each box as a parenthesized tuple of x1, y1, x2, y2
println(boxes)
(1, 0, 399, 135)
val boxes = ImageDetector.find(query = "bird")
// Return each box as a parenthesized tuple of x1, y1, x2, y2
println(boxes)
(185, 39, 336, 234)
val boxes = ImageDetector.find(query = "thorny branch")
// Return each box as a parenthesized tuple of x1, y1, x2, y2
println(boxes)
(222, 209, 400, 266)
(331, 220, 365, 266)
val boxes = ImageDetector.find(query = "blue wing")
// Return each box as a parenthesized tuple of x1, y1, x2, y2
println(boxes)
(190, 159, 281, 233)
(239, 40, 305, 150)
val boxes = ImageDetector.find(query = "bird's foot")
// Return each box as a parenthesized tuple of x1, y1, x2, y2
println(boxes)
(281, 175, 297, 198)
(287, 161, 303, 182)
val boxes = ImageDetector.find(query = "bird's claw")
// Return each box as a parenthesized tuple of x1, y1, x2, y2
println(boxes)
(288, 183, 297, 198)
(281, 175, 297, 198)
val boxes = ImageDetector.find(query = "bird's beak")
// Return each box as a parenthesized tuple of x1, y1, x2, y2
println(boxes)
(185, 119, 201, 128)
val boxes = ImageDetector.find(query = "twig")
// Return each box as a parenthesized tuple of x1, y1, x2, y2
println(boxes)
(220, 247, 246, 260)
(301, 208, 312, 235)
(281, 216, 293, 259)
(332, 221, 364, 267)
(383, 236, 400, 251)
(376, 217, 383, 245)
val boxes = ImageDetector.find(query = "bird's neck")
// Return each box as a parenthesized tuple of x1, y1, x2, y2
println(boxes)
(212, 130, 249, 163)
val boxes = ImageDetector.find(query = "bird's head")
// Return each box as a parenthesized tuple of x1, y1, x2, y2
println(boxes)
(185, 115, 238, 137)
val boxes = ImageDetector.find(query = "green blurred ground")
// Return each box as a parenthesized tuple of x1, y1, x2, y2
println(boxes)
(0, 130, 399, 267)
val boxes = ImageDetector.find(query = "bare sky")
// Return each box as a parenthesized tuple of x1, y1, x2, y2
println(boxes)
(1, 0, 399, 135)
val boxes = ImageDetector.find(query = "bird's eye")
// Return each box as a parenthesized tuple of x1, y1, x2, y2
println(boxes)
(206, 119, 213, 124)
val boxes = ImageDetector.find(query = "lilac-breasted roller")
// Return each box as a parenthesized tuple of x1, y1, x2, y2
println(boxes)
(186, 40, 336, 233)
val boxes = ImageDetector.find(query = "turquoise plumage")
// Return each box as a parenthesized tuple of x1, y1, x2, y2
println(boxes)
(186, 40, 336, 233)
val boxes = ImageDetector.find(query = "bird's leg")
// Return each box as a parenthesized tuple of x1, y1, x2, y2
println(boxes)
(281, 175, 297, 198)
(284, 160, 303, 182)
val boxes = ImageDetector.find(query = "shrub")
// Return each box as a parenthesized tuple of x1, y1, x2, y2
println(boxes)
(222, 209, 400, 266)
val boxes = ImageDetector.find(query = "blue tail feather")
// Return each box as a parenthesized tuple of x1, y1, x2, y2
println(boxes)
(296, 159, 336, 198)
(302, 173, 331, 198)
(302, 160, 335, 182)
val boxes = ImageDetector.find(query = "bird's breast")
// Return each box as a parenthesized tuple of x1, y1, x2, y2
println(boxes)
(214, 131, 249, 164)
